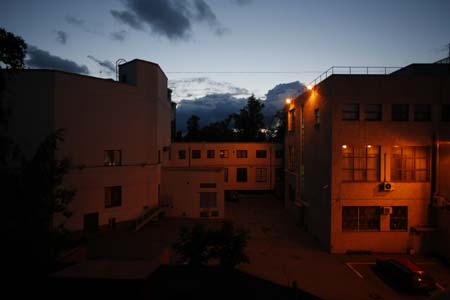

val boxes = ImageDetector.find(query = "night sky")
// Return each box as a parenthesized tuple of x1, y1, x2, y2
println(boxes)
(1, 0, 450, 101)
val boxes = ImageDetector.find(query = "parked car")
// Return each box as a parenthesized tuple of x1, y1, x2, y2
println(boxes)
(375, 257, 437, 292)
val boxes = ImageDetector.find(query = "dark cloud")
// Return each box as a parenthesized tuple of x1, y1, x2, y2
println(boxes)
(111, 0, 228, 40)
(110, 30, 127, 42)
(175, 81, 304, 132)
(65, 15, 84, 26)
(231, 0, 252, 5)
(87, 55, 115, 73)
(54, 30, 68, 44)
(26, 45, 89, 75)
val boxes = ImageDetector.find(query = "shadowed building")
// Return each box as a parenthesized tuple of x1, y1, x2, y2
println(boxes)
(285, 61, 450, 255)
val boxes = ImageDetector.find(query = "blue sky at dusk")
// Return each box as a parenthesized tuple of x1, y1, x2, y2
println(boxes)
(1, 0, 450, 101)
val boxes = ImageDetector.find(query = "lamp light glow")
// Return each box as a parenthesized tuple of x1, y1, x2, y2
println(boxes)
(286, 98, 292, 104)
(342, 145, 348, 149)
(307, 84, 313, 90)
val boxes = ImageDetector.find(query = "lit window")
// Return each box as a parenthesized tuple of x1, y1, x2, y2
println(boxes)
(365, 104, 382, 121)
(342, 146, 380, 182)
(414, 104, 431, 121)
(104, 150, 122, 166)
(219, 149, 229, 158)
(256, 150, 267, 158)
(391, 146, 429, 182)
(255, 168, 267, 182)
(178, 150, 186, 159)
(105, 186, 122, 208)
(236, 168, 247, 182)
(192, 150, 201, 159)
(342, 206, 380, 231)
(342, 103, 359, 120)
(392, 104, 409, 121)
(390, 206, 408, 231)
(236, 150, 247, 158)
(207, 150, 215, 158)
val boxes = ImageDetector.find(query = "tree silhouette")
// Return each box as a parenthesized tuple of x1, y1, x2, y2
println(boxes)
(184, 115, 202, 141)
(233, 95, 265, 141)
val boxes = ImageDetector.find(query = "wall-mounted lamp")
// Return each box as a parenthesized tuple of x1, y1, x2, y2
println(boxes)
(307, 84, 313, 91)
(286, 98, 292, 105)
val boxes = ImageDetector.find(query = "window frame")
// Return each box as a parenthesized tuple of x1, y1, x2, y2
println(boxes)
(191, 149, 201, 159)
(207, 149, 215, 159)
(104, 150, 122, 166)
(256, 150, 267, 158)
(255, 168, 268, 182)
(342, 103, 360, 121)
(391, 146, 430, 182)
(364, 104, 382, 121)
(342, 146, 380, 182)
(236, 150, 248, 158)
(342, 206, 381, 232)
(105, 186, 122, 208)
(392, 104, 409, 121)
(236, 168, 248, 182)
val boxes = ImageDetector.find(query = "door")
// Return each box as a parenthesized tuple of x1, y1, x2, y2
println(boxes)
(83, 212, 99, 232)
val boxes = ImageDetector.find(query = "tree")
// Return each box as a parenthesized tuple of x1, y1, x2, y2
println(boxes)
(201, 116, 235, 142)
(0, 27, 27, 69)
(269, 108, 287, 142)
(233, 95, 266, 141)
(184, 115, 202, 141)
(173, 223, 210, 267)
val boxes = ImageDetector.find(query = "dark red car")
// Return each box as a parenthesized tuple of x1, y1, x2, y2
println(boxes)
(375, 257, 437, 292)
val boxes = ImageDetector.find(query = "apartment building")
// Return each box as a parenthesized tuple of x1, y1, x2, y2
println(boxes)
(285, 63, 450, 254)
(4, 59, 172, 231)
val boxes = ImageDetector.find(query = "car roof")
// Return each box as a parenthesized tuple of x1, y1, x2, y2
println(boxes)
(390, 257, 424, 274)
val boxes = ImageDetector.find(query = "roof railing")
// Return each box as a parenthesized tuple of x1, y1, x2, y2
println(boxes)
(307, 66, 401, 88)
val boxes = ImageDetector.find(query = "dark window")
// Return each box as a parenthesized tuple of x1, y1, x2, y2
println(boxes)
(275, 150, 283, 159)
(200, 211, 209, 218)
(236, 150, 247, 158)
(255, 168, 267, 182)
(158, 150, 161, 163)
(314, 108, 320, 126)
(236, 168, 247, 182)
(178, 150, 186, 159)
(256, 150, 267, 158)
(200, 183, 216, 188)
(104, 150, 122, 166)
(342, 103, 359, 120)
(105, 186, 122, 208)
(219, 149, 229, 158)
(288, 109, 296, 131)
(390, 206, 408, 231)
(200, 192, 217, 208)
(342, 206, 380, 231)
(211, 211, 219, 217)
(207, 150, 215, 158)
(275, 168, 283, 182)
(391, 146, 429, 181)
(365, 104, 382, 121)
(192, 150, 201, 159)
(414, 104, 431, 121)
(442, 104, 450, 121)
(224, 168, 228, 182)
(392, 104, 409, 121)
(342, 146, 380, 182)
(287, 145, 295, 170)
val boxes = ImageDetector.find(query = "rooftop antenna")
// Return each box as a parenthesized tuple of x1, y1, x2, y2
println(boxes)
(116, 58, 127, 81)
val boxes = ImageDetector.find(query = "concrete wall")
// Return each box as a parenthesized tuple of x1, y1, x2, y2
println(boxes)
(167, 143, 283, 191)
(160, 167, 224, 218)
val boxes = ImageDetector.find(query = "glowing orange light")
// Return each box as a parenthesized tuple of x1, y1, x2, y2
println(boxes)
(286, 98, 292, 104)
(367, 145, 372, 148)
(307, 84, 313, 90)
(342, 145, 348, 149)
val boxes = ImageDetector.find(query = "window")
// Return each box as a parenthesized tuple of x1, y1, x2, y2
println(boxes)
(391, 146, 429, 181)
(256, 150, 267, 158)
(104, 150, 121, 166)
(314, 108, 320, 126)
(207, 150, 215, 158)
(287, 145, 295, 170)
(236, 150, 247, 158)
(442, 104, 450, 121)
(342, 103, 359, 120)
(200, 183, 216, 188)
(392, 104, 409, 121)
(105, 186, 122, 208)
(365, 104, 382, 121)
(390, 206, 408, 231)
(255, 168, 268, 182)
(219, 149, 229, 158)
(224, 168, 228, 182)
(236, 168, 247, 182)
(414, 104, 431, 121)
(288, 109, 296, 131)
(200, 192, 217, 208)
(342, 206, 380, 231)
(342, 146, 380, 181)
(275, 150, 283, 159)
(178, 150, 186, 159)
(192, 150, 201, 159)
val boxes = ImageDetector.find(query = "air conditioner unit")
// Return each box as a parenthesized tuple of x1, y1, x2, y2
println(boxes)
(380, 182, 394, 192)
(382, 207, 393, 215)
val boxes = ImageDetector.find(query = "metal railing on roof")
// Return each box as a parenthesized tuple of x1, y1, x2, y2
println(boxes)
(307, 66, 401, 88)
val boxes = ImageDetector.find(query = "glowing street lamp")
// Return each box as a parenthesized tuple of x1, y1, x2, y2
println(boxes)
(307, 84, 313, 90)
(285, 98, 292, 105)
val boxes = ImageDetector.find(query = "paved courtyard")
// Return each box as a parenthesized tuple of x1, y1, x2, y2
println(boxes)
(226, 192, 450, 300)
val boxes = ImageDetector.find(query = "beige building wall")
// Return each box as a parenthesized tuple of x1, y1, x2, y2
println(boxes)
(167, 143, 283, 191)
(160, 167, 224, 218)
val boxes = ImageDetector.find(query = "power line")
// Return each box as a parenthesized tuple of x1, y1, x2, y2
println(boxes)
(166, 71, 322, 74)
